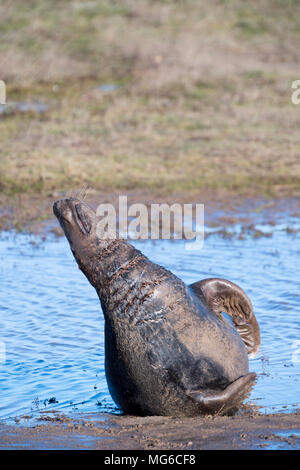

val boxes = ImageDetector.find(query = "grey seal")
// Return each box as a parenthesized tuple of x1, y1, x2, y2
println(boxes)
(53, 198, 259, 416)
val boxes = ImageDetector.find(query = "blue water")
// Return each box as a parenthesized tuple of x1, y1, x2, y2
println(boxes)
(0, 223, 300, 420)
(258, 431, 300, 450)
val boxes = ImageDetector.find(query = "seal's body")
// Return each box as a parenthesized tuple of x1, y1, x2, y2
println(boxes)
(53, 198, 259, 416)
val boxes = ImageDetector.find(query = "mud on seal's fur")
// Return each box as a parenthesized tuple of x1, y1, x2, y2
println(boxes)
(53, 198, 259, 417)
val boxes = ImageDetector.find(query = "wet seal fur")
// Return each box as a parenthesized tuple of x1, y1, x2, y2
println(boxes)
(53, 198, 259, 416)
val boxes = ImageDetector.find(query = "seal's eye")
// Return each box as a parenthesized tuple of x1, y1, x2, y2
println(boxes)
(75, 204, 91, 234)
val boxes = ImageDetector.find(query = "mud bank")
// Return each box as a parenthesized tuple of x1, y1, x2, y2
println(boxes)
(1, 191, 300, 237)
(0, 411, 300, 450)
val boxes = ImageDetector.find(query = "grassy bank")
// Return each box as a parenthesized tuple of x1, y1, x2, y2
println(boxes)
(1, 0, 300, 199)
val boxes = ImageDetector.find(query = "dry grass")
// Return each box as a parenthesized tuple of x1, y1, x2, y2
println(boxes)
(1, 0, 300, 198)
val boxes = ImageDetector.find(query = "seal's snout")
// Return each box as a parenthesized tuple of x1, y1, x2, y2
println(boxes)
(53, 198, 77, 227)
(53, 198, 73, 223)
(53, 198, 95, 236)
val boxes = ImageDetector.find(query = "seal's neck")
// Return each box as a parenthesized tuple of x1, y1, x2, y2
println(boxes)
(76, 238, 140, 297)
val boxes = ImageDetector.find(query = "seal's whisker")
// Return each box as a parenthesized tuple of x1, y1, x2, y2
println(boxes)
(78, 187, 83, 200)
(82, 185, 90, 201)
(76, 184, 89, 202)
(77, 185, 86, 201)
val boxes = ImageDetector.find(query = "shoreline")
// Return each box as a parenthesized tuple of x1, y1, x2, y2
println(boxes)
(1, 190, 300, 237)
(1, 409, 300, 450)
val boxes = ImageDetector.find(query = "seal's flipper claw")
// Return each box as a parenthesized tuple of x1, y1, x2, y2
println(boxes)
(187, 372, 257, 415)
(189, 278, 260, 357)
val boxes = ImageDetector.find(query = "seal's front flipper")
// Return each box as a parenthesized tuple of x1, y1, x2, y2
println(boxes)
(189, 278, 260, 358)
(187, 372, 257, 415)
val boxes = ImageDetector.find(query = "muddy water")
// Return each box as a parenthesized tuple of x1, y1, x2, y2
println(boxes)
(0, 223, 299, 420)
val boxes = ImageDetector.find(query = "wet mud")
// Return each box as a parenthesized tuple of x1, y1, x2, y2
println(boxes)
(1, 410, 300, 450)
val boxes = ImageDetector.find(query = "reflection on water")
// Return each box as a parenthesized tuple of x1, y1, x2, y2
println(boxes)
(0, 223, 299, 419)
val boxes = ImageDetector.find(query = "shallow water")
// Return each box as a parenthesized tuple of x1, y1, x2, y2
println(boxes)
(261, 430, 300, 450)
(97, 83, 121, 93)
(0, 222, 299, 420)
(0, 101, 48, 116)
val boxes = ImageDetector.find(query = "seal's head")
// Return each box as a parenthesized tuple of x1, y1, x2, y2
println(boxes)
(54, 197, 133, 292)
(53, 197, 95, 240)
(53, 198, 99, 277)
